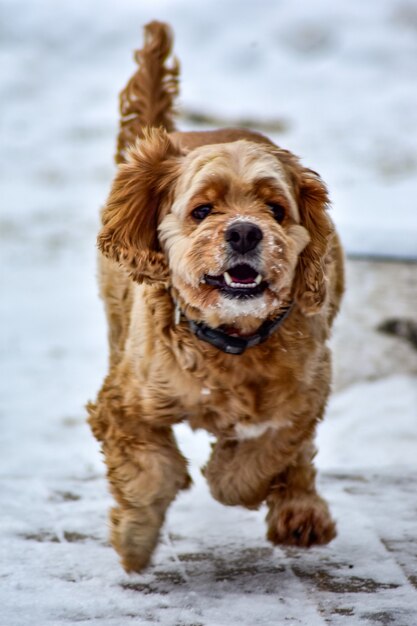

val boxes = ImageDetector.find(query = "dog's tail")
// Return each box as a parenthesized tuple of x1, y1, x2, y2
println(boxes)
(115, 21, 179, 164)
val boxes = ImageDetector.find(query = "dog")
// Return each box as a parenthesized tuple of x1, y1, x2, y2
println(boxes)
(88, 21, 344, 573)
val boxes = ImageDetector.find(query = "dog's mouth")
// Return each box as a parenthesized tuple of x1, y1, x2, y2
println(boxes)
(204, 264, 267, 299)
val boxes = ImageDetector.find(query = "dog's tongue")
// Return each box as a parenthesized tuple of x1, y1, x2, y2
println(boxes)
(228, 264, 257, 284)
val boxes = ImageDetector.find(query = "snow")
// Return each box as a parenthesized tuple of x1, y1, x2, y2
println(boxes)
(2, 0, 417, 258)
(1, 0, 417, 624)
(317, 374, 417, 470)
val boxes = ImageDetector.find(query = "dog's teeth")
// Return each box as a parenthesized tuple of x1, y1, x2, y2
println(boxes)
(224, 272, 262, 289)
(230, 282, 257, 288)
(224, 272, 233, 286)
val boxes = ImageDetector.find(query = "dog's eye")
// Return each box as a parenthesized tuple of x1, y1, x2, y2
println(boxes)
(191, 204, 213, 221)
(267, 202, 286, 224)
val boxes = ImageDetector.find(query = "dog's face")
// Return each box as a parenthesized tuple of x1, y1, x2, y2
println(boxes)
(159, 141, 311, 327)
(99, 129, 333, 329)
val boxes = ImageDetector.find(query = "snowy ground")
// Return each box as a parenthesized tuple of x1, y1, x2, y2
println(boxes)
(1, 1, 417, 625)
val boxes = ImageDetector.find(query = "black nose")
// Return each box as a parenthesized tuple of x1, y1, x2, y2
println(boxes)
(225, 221, 263, 254)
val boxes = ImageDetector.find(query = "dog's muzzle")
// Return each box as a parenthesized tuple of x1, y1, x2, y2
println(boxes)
(225, 221, 263, 255)
(204, 263, 267, 299)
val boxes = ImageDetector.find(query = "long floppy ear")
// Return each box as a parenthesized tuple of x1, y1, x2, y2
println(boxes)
(98, 127, 182, 283)
(293, 169, 334, 315)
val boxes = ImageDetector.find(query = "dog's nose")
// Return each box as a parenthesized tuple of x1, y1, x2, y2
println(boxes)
(225, 221, 263, 254)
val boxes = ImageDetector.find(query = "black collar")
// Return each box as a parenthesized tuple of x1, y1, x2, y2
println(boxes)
(187, 303, 293, 355)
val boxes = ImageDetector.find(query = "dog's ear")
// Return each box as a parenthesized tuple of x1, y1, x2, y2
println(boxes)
(98, 127, 182, 283)
(293, 169, 334, 315)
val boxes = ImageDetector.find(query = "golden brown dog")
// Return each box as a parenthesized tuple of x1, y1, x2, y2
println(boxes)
(88, 21, 344, 573)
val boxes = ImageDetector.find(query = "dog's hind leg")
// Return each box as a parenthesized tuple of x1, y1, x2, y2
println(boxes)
(265, 441, 336, 547)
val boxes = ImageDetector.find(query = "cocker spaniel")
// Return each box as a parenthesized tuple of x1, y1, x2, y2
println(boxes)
(88, 21, 344, 573)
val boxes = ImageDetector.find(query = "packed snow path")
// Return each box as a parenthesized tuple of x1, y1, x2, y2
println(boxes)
(1, 460, 417, 625)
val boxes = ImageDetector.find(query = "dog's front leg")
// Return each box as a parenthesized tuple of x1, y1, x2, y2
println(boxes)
(205, 434, 336, 548)
(104, 425, 190, 573)
(88, 392, 190, 572)
(203, 427, 304, 509)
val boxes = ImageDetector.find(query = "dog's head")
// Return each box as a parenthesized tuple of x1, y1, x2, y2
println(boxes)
(99, 128, 333, 330)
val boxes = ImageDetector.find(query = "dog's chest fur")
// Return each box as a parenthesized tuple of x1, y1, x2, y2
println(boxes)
(123, 283, 330, 439)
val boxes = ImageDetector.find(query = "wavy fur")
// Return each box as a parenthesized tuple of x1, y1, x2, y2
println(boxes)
(88, 21, 344, 573)
(116, 21, 179, 164)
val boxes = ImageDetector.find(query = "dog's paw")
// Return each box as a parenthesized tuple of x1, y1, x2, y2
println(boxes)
(110, 506, 161, 573)
(204, 462, 266, 508)
(206, 475, 264, 509)
(266, 496, 336, 548)
(203, 441, 268, 508)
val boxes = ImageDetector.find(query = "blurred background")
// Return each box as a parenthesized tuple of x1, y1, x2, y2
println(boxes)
(1, 1, 416, 623)
(2, 0, 417, 260)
